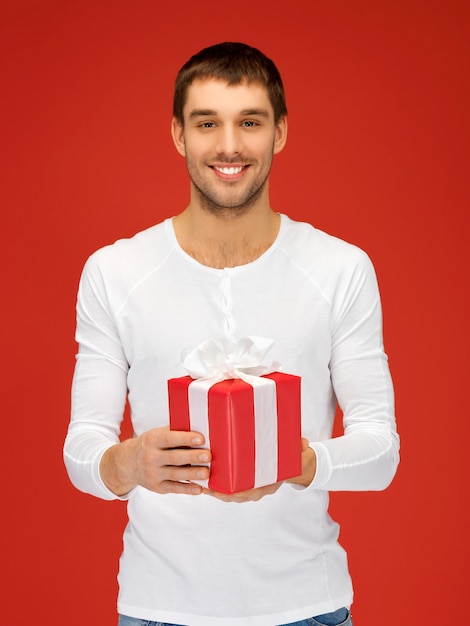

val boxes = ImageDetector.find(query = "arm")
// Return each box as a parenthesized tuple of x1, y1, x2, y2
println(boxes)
(63, 253, 211, 499)
(309, 250, 399, 492)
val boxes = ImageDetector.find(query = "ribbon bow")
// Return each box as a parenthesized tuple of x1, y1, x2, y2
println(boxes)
(183, 336, 280, 381)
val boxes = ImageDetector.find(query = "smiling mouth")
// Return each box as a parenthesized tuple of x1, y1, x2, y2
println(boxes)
(212, 165, 248, 175)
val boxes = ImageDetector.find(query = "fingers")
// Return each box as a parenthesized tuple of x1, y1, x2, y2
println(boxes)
(156, 460, 210, 484)
(140, 427, 211, 464)
(133, 426, 212, 495)
(158, 479, 204, 496)
(203, 482, 281, 503)
(154, 425, 207, 449)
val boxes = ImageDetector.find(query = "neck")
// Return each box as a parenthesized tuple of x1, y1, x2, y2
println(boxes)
(173, 202, 280, 269)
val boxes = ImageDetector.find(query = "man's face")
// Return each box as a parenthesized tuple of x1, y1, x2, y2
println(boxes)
(171, 78, 287, 214)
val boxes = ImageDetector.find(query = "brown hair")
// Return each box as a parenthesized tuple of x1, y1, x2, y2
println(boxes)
(173, 42, 287, 124)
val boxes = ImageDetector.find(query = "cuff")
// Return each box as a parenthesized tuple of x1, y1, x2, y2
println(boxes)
(308, 442, 333, 489)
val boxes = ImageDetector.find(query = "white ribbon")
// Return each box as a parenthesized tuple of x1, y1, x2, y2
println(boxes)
(183, 336, 281, 490)
(183, 335, 280, 380)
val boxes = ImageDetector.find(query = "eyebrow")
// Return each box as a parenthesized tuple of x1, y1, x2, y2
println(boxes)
(189, 108, 270, 119)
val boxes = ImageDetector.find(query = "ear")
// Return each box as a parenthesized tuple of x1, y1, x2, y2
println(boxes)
(171, 117, 186, 157)
(273, 116, 288, 155)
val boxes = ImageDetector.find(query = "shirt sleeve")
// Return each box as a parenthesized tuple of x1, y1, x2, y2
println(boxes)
(309, 251, 400, 491)
(63, 252, 130, 501)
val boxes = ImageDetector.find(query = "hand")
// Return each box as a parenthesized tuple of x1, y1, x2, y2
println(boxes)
(100, 425, 212, 496)
(203, 481, 282, 503)
(287, 437, 316, 487)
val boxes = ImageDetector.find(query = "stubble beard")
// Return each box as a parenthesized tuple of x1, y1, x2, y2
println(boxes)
(186, 156, 273, 219)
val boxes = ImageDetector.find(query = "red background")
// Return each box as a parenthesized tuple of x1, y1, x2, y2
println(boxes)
(1, 0, 468, 624)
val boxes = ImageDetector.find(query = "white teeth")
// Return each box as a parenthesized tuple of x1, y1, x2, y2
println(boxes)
(214, 166, 244, 175)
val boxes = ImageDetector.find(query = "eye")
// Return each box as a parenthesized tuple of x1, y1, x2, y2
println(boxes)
(199, 121, 216, 128)
(241, 120, 257, 127)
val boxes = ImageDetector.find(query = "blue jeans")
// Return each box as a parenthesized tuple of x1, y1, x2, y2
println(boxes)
(118, 607, 352, 626)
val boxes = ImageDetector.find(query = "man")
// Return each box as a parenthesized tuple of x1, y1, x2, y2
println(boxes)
(64, 42, 399, 626)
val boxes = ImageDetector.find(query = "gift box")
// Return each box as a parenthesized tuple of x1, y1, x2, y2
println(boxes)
(168, 370, 302, 494)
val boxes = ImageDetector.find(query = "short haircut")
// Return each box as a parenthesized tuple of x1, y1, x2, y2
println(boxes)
(173, 42, 287, 125)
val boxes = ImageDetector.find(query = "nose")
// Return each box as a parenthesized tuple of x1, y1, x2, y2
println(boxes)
(215, 124, 242, 157)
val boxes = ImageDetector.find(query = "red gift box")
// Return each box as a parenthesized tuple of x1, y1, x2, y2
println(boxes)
(168, 372, 301, 494)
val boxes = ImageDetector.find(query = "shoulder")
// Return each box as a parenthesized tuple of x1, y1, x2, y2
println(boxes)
(77, 219, 179, 314)
(278, 214, 380, 311)
(82, 220, 172, 281)
(279, 214, 373, 275)
(77, 219, 178, 313)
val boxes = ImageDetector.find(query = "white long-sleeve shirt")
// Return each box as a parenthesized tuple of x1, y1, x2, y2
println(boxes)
(64, 214, 399, 625)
